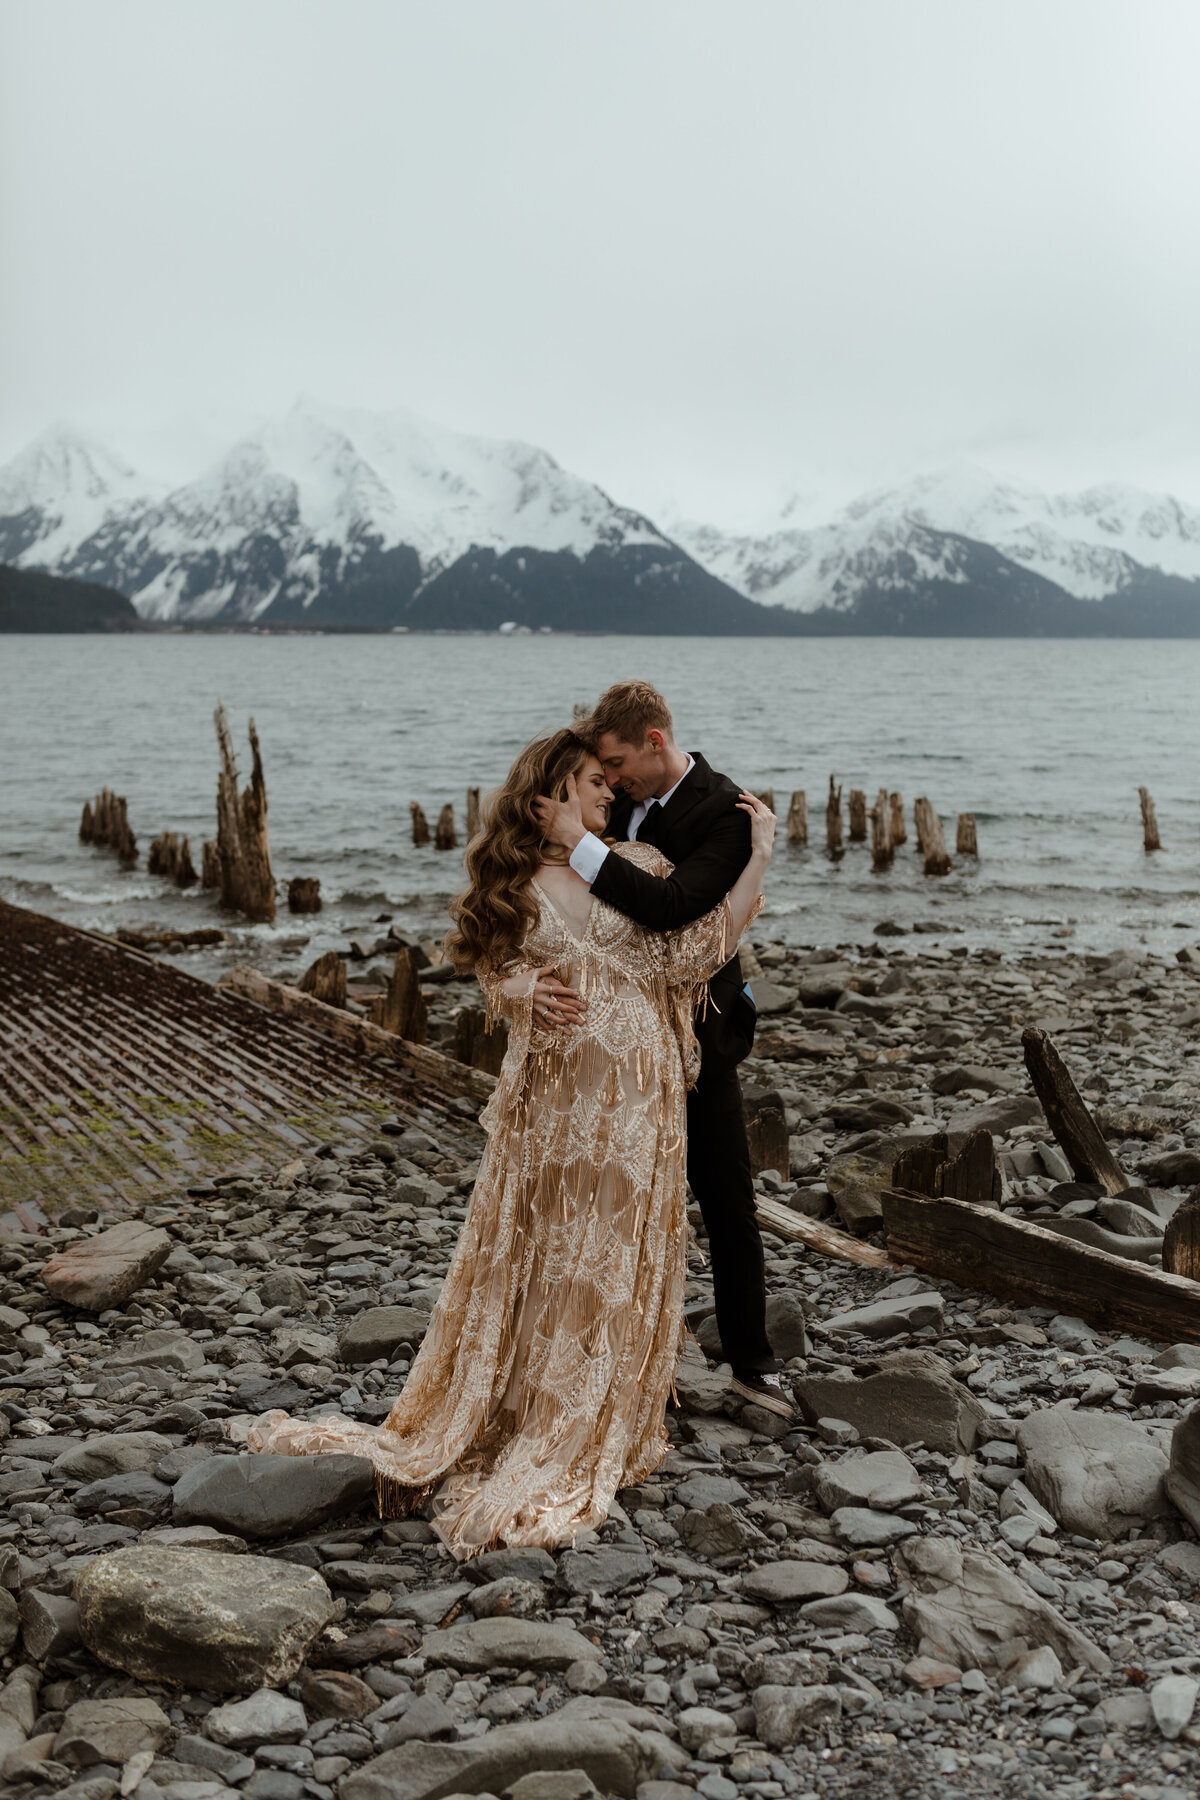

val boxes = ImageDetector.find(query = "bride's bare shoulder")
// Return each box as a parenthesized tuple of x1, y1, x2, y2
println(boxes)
(612, 841, 673, 876)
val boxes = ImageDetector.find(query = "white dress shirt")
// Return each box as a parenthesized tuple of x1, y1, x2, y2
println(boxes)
(569, 755, 695, 886)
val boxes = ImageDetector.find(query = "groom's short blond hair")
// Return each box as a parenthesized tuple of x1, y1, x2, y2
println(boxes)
(587, 680, 675, 747)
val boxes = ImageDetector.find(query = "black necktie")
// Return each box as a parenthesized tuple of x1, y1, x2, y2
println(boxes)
(636, 804, 663, 846)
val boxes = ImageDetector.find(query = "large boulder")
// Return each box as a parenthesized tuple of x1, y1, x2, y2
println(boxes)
(173, 1452, 374, 1540)
(1167, 1403, 1200, 1533)
(794, 1349, 985, 1455)
(341, 1696, 676, 1800)
(893, 1536, 1109, 1674)
(74, 1546, 336, 1692)
(40, 1221, 172, 1311)
(1016, 1408, 1171, 1538)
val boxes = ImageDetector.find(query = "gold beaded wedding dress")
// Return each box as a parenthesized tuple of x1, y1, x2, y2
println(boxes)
(250, 844, 754, 1559)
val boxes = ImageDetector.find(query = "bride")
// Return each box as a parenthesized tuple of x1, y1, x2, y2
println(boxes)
(250, 726, 775, 1558)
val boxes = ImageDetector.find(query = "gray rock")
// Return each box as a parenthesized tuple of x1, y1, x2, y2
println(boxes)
(752, 1683, 842, 1748)
(557, 1545, 653, 1596)
(1038, 1215, 1163, 1261)
(998, 1646, 1063, 1690)
(104, 1329, 206, 1375)
(0, 1589, 18, 1655)
(1167, 1402, 1200, 1534)
(74, 1472, 171, 1515)
(1155, 1344, 1200, 1371)
(1141, 1149, 1200, 1186)
(507, 1773, 600, 1800)
(997, 1480, 1058, 1535)
(173, 1452, 374, 1540)
(53, 1432, 173, 1481)
(340, 1700, 663, 1800)
(794, 1349, 984, 1455)
(932, 1065, 1019, 1097)
(799, 1593, 899, 1633)
(955, 1096, 1043, 1136)
(675, 1704, 735, 1752)
(1017, 1408, 1170, 1538)
(765, 1292, 808, 1359)
(205, 1690, 307, 1748)
(19, 1589, 82, 1660)
(53, 1696, 171, 1767)
(1150, 1674, 1198, 1741)
(893, 1535, 1108, 1673)
(75, 1546, 336, 1693)
(174, 1736, 257, 1783)
(40, 1221, 172, 1311)
(1160, 1540, 1200, 1585)
(672, 1473, 749, 1510)
(1098, 1196, 1165, 1238)
(378, 1694, 459, 1748)
(461, 1547, 557, 1587)
(822, 1291, 945, 1340)
(467, 1576, 548, 1618)
(258, 1269, 310, 1311)
(737, 1562, 849, 1605)
(423, 1617, 602, 1672)
(831, 1506, 919, 1547)
(679, 1502, 766, 1557)
(813, 1450, 922, 1513)
(673, 1358, 732, 1414)
(338, 1306, 431, 1365)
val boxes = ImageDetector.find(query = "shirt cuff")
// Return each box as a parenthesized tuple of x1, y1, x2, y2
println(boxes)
(569, 832, 609, 886)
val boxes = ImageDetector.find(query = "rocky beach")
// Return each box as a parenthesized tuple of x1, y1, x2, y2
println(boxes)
(3, 928, 1200, 1800)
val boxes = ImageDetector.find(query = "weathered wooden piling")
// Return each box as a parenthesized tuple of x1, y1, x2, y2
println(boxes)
(870, 787, 894, 870)
(299, 950, 347, 1009)
(287, 877, 322, 914)
(889, 793, 907, 846)
(848, 789, 868, 841)
(913, 798, 952, 876)
(370, 947, 428, 1042)
(213, 704, 275, 922)
(201, 841, 220, 889)
(956, 813, 978, 856)
(1139, 787, 1162, 852)
(410, 803, 431, 847)
(147, 832, 198, 888)
(465, 787, 482, 841)
(1164, 1190, 1200, 1282)
(826, 778, 844, 857)
(455, 1005, 508, 1076)
(80, 789, 137, 867)
(435, 804, 457, 851)
(786, 790, 808, 845)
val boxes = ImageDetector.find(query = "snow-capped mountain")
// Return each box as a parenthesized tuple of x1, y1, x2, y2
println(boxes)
(666, 464, 1200, 614)
(0, 399, 752, 630)
(5, 411, 1200, 633)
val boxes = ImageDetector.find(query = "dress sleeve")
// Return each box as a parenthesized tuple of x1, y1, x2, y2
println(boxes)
(612, 842, 761, 998)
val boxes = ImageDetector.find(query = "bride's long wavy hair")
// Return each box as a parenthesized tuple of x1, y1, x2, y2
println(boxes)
(444, 727, 595, 975)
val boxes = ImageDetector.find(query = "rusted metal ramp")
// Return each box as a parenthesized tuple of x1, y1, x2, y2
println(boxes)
(0, 900, 486, 1221)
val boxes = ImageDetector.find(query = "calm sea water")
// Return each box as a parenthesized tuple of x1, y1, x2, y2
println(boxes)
(2, 634, 1198, 982)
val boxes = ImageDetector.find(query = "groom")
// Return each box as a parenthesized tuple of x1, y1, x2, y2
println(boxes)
(535, 678, 791, 1420)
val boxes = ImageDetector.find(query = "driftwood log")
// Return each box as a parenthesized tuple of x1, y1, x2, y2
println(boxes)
(1139, 786, 1162, 852)
(848, 789, 867, 841)
(881, 1187, 1200, 1344)
(213, 704, 275, 922)
(369, 948, 428, 1043)
(889, 792, 907, 846)
(913, 798, 952, 876)
(288, 877, 321, 914)
(454, 1004, 508, 1076)
(435, 804, 457, 851)
(219, 964, 495, 1109)
(466, 787, 482, 841)
(1164, 1188, 1200, 1282)
(870, 787, 893, 871)
(786, 790, 807, 845)
(410, 803, 430, 847)
(826, 778, 843, 857)
(147, 832, 197, 887)
(1021, 1027, 1129, 1195)
(80, 789, 137, 867)
(755, 1195, 892, 1269)
(956, 813, 978, 856)
(299, 950, 347, 1009)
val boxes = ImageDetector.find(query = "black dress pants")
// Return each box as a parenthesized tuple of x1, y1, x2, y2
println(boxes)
(685, 1060, 777, 1374)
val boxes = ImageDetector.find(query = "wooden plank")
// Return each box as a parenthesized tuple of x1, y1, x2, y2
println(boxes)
(1021, 1026, 1129, 1196)
(881, 1186, 1200, 1344)
(218, 965, 496, 1108)
(755, 1195, 893, 1268)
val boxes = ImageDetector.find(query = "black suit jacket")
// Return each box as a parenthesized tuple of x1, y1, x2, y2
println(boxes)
(591, 752, 756, 1071)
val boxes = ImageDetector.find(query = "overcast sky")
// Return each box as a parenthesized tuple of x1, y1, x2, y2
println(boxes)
(3, 0, 1199, 524)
